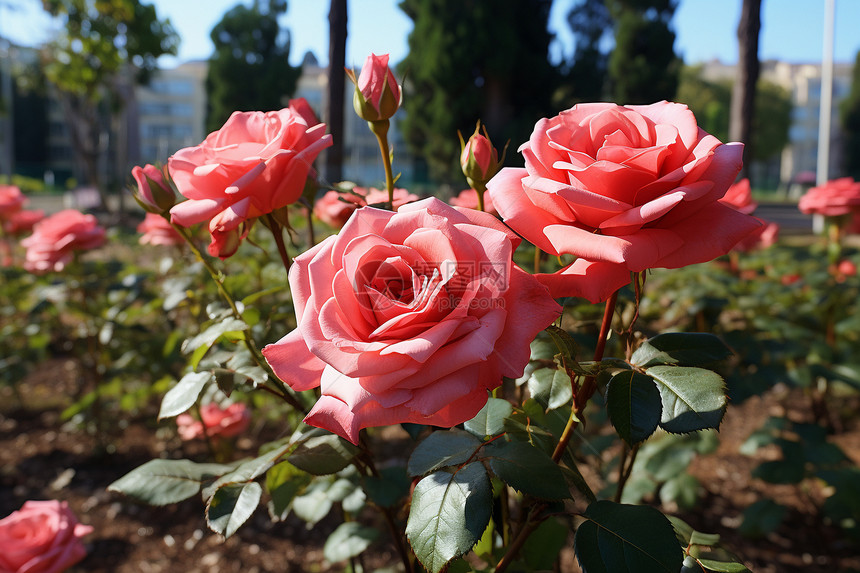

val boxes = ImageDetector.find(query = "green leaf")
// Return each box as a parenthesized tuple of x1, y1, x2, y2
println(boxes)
(464, 397, 513, 438)
(204, 444, 291, 500)
(364, 466, 411, 508)
(108, 459, 233, 506)
(484, 440, 570, 500)
(606, 370, 662, 445)
(323, 522, 379, 562)
(738, 498, 786, 538)
(574, 500, 683, 573)
(266, 461, 312, 521)
(752, 459, 805, 484)
(647, 366, 726, 433)
(292, 480, 333, 526)
(545, 324, 578, 361)
(408, 429, 482, 477)
(659, 473, 700, 509)
(406, 463, 492, 573)
(632, 333, 732, 368)
(522, 517, 570, 569)
(696, 558, 751, 572)
(158, 371, 212, 420)
(528, 368, 574, 410)
(206, 482, 262, 538)
(288, 433, 359, 475)
(181, 317, 246, 355)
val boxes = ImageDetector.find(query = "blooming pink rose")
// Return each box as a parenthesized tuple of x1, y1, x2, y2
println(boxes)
(289, 97, 320, 127)
(353, 53, 401, 121)
(449, 188, 498, 216)
(719, 178, 757, 214)
(3, 210, 44, 237)
(262, 197, 561, 444)
(131, 164, 175, 214)
(168, 107, 332, 258)
(0, 500, 92, 573)
(798, 177, 860, 217)
(20, 209, 106, 273)
(313, 187, 419, 229)
(0, 185, 26, 221)
(487, 101, 762, 303)
(175, 403, 251, 441)
(137, 213, 183, 247)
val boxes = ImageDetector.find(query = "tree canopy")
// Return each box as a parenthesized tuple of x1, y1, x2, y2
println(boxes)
(206, 0, 301, 132)
(398, 0, 560, 183)
(841, 50, 860, 180)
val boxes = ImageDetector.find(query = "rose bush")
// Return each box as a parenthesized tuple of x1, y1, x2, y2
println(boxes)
(798, 177, 860, 217)
(20, 209, 106, 273)
(168, 102, 332, 258)
(487, 101, 762, 302)
(0, 500, 92, 573)
(263, 197, 560, 443)
(175, 403, 251, 441)
(137, 213, 183, 247)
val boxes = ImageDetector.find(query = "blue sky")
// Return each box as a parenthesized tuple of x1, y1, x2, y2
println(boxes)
(1, 0, 859, 68)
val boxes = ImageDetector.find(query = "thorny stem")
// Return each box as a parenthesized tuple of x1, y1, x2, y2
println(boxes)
(497, 289, 620, 573)
(169, 220, 308, 414)
(266, 213, 292, 273)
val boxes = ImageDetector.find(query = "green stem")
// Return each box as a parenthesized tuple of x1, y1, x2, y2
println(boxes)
(266, 213, 292, 273)
(474, 182, 487, 212)
(369, 119, 395, 207)
(614, 443, 641, 503)
(169, 221, 308, 414)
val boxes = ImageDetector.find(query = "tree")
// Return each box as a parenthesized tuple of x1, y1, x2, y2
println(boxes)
(41, 0, 179, 208)
(841, 50, 860, 180)
(325, 0, 347, 184)
(206, 0, 301, 132)
(606, 0, 681, 104)
(729, 0, 762, 180)
(562, 0, 613, 104)
(398, 0, 560, 183)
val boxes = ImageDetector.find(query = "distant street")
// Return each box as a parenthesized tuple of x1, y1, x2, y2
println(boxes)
(757, 202, 813, 235)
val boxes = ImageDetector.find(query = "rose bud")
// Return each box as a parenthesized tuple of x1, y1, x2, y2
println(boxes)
(459, 121, 502, 190)
(348, 53, 401, 122)
(131, 164, 176, 215)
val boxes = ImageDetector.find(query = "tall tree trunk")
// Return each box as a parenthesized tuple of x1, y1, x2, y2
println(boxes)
(729, 0, 762, 182)
(325, 0, 347, 185)
(58, 93, 108, 211)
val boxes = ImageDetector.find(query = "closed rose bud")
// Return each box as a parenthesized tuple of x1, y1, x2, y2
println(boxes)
(459, 122, 501, 189)
(351, 53, 401, 122)
(131, 164, 175, 215)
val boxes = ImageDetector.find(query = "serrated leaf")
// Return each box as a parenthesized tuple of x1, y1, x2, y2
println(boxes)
(406, 463, 492, 573)
(204, 444, 291, 500)
(364, 466, 411, 507)
(288, 433, 359, 475)
(632, 333, 732, 368)
(323, 522, 379, 562)
(408, 429, 482, 477)
(648, 366, 726, 433)
(528, 368, 573, 410)
(606, 370, 662, 445)
(545, 324, 578, 360)
(464, 397, 512, 437)
(574, 500, 683, 573)
(206, 482, 261, 537)
(266, 461, 312, 520)
(484, 440, 570, 500)
(108, 459, 233, 506)
(158, 371, 212, 420)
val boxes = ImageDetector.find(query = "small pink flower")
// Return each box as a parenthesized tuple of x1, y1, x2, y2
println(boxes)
(3, 209, 44, 236)
(352, 53, 401, 121)
(137, 213, 183, 247)
(0, 185, 26, 221)
(836, 259, 857, 282)
(798, 177, 860, 217)
(449, 188, 498, 215)
(131, 164, 175, 214)
(719, 178, 757, 215)
(313, 187, 419, 229)
(20, 209, 106, 273)
(289, 97, 320, 127)
(0, 500, 92, 573)
(176, 403, 251, 441)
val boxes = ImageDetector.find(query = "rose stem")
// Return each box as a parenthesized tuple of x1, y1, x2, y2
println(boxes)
(305, 205, 316, 247)
(266, 213, 292, 273)
(369, 119, 395, 207)
(169, 219, 308, 414)
(475, 182, 487, 212)
(495, 289, 620, 573)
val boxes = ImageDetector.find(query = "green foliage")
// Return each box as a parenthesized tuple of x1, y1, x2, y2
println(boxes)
(108, 459, 235, 506)
(606, 370, 662, 445)
(464, 397, 513, 437)
(670, 516, 751, 572)
(398, 0, 560, 182)
(484, 440, 570, 500)
(323, 522, 380, 563)
(206, 0, 301, 131)
(206, 482, 262, 538)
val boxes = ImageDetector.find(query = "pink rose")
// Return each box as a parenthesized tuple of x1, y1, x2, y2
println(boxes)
(798, 177, 860, 217)
(836, 259, 857, 281)
(262, 197, 561, 444)
(487, 101, 762, 303)
(449, 188, 498, 216)
(0, 500, 92, 573)
(289, 97, 320, 127)
(168, 107, 332, 259)
(719, 178, 757, 214)
(732, 219, 779, 252)
(781, 273, 801, 286)
(0, 185, 26, 221)
(137, 213, 183, 247)
(3, 210, 44, 237)
(20, 209, 106, 273)
(313, 187, 419, 229)
(352, 53, 401, 121)
(460, 124, 500, 185)
(131, 164, 175, 214)
(175, 403, 251, 441)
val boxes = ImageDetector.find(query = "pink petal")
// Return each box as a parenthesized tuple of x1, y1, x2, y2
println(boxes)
(537, 259, 632, 303)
